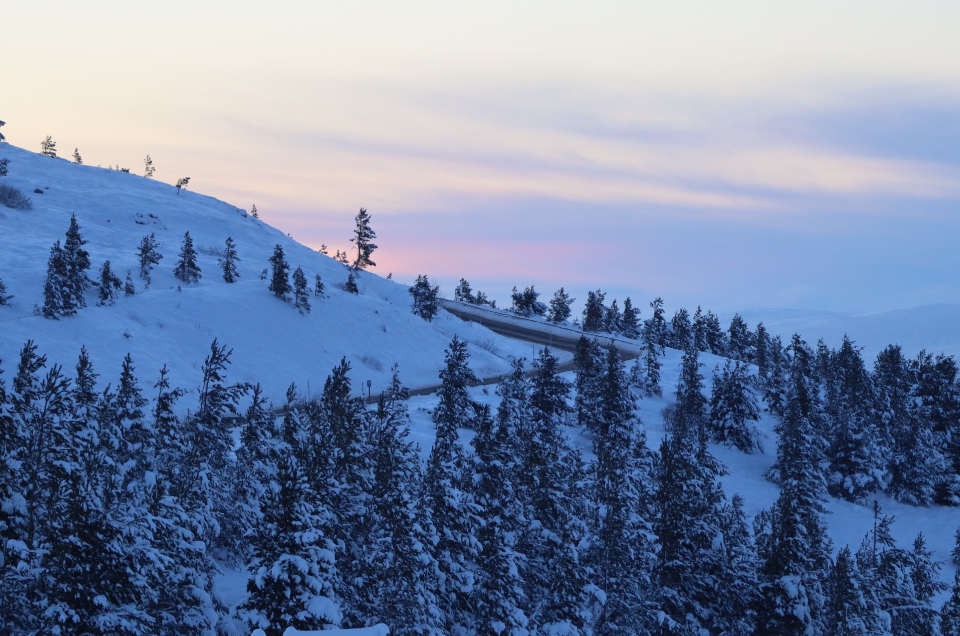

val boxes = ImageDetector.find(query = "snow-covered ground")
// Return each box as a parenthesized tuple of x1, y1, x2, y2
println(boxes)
(0, 143, 565, 408)
(4, 142, 960, 614)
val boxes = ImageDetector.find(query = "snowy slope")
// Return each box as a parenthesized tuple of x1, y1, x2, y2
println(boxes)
(0, 143, 562, 406)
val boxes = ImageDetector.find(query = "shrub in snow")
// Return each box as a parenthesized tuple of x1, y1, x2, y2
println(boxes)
(0, 183, 31, 210)
(0, 157, 9, 176)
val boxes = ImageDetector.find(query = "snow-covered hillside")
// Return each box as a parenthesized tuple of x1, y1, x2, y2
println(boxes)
(0, 143, 556, 405)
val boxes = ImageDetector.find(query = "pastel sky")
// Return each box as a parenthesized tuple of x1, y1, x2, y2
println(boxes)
(4, 1, 960, 315)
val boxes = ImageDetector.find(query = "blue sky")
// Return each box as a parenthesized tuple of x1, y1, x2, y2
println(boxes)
(3, 1, 960, 315)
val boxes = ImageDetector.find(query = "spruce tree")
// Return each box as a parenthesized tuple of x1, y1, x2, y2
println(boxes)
(63, 213, 91, 309)
(573, 336, 605, 434)
(42, 240, 71, 318)
(589, 347, 654, 636)
(144, 154, 155, 178)
(727, 313, 753, 361)
(548, 287, 575, 323)
(124, 270, 136, 296)
(511, 285, 546, 317)
(454, 278, 474, 303)
(675, 346, 708, 426)
(409, 275, 440, 321)
(343, 271, 359, 294)
(96, 260, 122, 306)
(268, 244, 291, 299)
(703, 310, 727, 356)
(669, 308, 692, 351)
(823, 547, 876, 636)
(243, 454, 342, 636)
(604, 299, 622, 334)
(423, 337, 481, 632)
(692, 306, 708, 352)
(644, 297, 667, 355)
(620, 297, 640, 339)
(293, 266, 310, 314)
(754, 322, 771, 386)
(642, 335, 662, 398)
(73, 148, 82, 164)
(172, 231, 201, 284)
(136, 233, 163, 286)
(582, 290, 606, 332)
(942, 569, 960, 636)
(314, 273, 326, 298)
(219, 236, 240, 283)
(350, 207, 377, 270)
(709, 359, 761, 452)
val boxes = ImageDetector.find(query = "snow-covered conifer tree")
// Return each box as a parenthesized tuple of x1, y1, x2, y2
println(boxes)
(942, 569, 960, 636)
(268, 244, 291, 299)
(314, 273, 325, 298)
(40, 135, 57, 158)
(642, 334, 662, 398)
(409, 275, 440, 321)
(343, 272, 359, 294)
(692, 306, 707, 352)
(144, 154, 155, 178)
(96, 259, 122, 306)
(172, 231, 201, 284)
(581, 290, 606, 332)
(604, 299, 622, 334)
(454, 278, 475, 303)
(292, 266, 310, 314)
(703, 310, 727, 356)
(350, 207, 377, 270)
(643, 297, 667, 355)
(42, 240, 71, 318)
(727, 313, 753, 361)
(0, 277, 11, 305)
(136, 233, 163, 285)
(620, 297, 639, 339)
(675, 346, 707, 427)
(574, 336, 605, 433)
(72, 148, 82, 164)
(175, 177, 190, 194)
(124, 269, 135, 296)
(548, 287, 575, 323)
(423, 336, 480, 632)
(63, 213, 91, 308)
(709, 359, 761, 452)
(219, 236, 240, 283)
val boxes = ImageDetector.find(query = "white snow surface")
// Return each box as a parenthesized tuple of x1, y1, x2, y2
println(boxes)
(250, 626, 388, 636)
(0, 143, 563, 406)
(4, 143, 960, 614)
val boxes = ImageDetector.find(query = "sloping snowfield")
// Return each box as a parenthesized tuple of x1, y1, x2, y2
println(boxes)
(3, 143, 959, 612)
(0, 143, 554, 406)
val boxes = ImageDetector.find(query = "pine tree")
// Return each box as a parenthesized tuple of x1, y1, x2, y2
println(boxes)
(549, 287, 575, 323)
(314, 274, 326, 298)
(642, 334, 662, 398)
(251, 204, 259, 219)
(753, 376, 832, 636)
(709, 359, 761, 452)
(582, 290, 606, 332)
(424, 337, 481, 632)
(692, 306, 708, 352)
(173, 231, 201, 284)
(727, 313, 753, 361)
(96, 259, 123, 306)
(343, 271, 359, 294)
(823, 547, 877, 636)
(675, 346, 707, 426)
(511, 285, 547, 317)
(942, 568, 960, 636)
(175, 177, 190, 194)
(124, 269, 136, 296)
(72, 148, 82, 164)
(668, 308, 691, 351)
(243, 454, 342, 636)
(654, 403, 734, 635)
(41, 135, 57, 157)
(620, 297, 640, 339)
(454, 278, 475, 303)
(471, 404, 529, 636)
(762, 335, 789, 418)
(0, 277, 11, 305)
(0, 158, 7, 177)
(42, 240, 72, 318)
(911, 350, 960, 504)
(574, 336, 605, 434)
(409, 275, 440, 321)
(268, 244, 291, 299)
(643, 297, 667, 356)
(350, 207, 377, 270)
(754, 322, 771, 386)
(144, 154, 155, 178)
(63, 213, 92, 308)
(589, 347, 655, 636)
(293, 266, 311, 315)
(703, 310, 727, 356)
(604, 299, 622, 334)
(136, 233, 163, 285)
(219, 236, 240, 283)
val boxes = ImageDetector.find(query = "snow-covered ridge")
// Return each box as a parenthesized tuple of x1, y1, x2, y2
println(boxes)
(0, 143, 551, 405)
